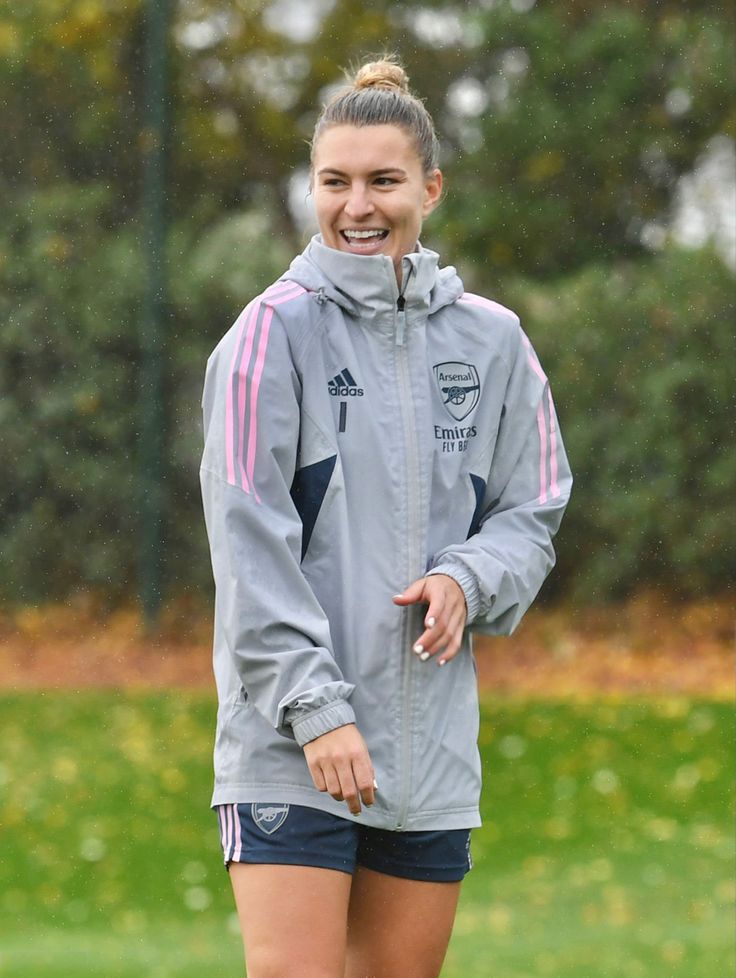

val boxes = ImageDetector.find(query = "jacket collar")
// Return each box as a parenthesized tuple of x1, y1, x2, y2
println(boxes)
(284, 235, 463, 323)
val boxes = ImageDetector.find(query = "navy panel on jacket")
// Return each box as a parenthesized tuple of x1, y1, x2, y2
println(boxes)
(468, 474, 487, 539)
(291, 456, 337, 559)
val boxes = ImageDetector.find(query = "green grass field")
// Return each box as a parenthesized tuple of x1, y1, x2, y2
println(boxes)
(0, 692, 733, 977)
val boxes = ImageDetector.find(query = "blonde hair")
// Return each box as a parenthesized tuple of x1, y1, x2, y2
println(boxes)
(311, 57, 440, 174)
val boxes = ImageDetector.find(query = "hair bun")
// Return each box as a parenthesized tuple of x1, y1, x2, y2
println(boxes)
(353, 59, 409, 94)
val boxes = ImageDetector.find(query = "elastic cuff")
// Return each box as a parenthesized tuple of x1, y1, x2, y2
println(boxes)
(290, 701, 357, 747)
(426, 562, 482, 623)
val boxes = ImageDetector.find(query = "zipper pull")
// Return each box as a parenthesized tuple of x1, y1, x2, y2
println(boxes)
(396, 294, 406, 346)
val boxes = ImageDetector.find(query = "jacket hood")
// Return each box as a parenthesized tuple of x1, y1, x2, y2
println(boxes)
(282, 235, 464, 321)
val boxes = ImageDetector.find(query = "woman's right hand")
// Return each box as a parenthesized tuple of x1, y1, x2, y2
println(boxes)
(303, 724, 376, 815)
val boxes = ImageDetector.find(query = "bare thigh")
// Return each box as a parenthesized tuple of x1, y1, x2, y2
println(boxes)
(345, 867, 462, 978)
(229, 863, 353, 978)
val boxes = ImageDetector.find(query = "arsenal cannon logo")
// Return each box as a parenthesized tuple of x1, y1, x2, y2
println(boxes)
(433, 362, 481, 421)
(251, 803, 290, 834)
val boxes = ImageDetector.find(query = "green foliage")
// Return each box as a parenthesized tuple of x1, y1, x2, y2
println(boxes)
(0, 692, 733, 976)
(0, 185, 290, 602)
(4, 0, 732, 270)
(499, 246, 735, 601)
(437, 2, 735, 276)
(1, 0, 145, 209)
(0, 184, 142, 600)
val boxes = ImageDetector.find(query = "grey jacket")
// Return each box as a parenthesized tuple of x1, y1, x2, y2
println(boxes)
(200, 236, 572, 830)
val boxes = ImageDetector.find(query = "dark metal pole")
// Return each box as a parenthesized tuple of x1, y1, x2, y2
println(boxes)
(139, 0, 169, 624)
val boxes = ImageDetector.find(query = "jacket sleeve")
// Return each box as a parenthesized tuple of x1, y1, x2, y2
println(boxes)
(199, 295, 356, 746)
(427, 326, 572, 635)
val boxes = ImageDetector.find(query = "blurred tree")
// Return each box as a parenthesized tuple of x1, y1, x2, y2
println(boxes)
(0, 185, 291, 602)
(4, 0, 732, 267)
(0, 185, 141, 600)
(1, 0, 145, 217)
(502, 244, 736, 601)
(436, 1, 735, 276)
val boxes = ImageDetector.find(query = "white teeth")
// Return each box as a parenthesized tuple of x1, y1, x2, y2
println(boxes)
(343, 229, 387, 239)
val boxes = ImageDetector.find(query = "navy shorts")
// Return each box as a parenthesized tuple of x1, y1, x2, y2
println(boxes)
(215, 803, 473, 883)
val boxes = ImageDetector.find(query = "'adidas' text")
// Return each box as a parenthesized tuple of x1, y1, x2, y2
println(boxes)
(328, 368, 364, 397)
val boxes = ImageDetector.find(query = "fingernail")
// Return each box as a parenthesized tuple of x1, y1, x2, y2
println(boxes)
(413, 644, 424, 655)
(438, 659, 447, 666)
(426, 617, 436, 628)
(373, 779, 379, 789)
(420, 651, 430, 661)
(393, 594, 404, 600)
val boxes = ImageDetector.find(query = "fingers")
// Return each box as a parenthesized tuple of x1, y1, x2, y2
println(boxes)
(401, 574, 468, 666)
(392, 578, 427, 605)
(303, 725, 376, 816)
(329, 759, 375, 816)
(352, 751, 376, 811)
(415, 605, 466, 665)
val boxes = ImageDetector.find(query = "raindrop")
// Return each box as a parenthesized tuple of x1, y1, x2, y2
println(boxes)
(447, 79, 489, 118)
(665, 88, 692, 118)
(213, 110, 239, 138)
(672, 763, 700, 792)
(500, 48, 530, 79)
(79, 837, 106, 862)
(591, 768, 620, 794)
(498, 734, 527, 759)
(262, 0, 336, 44)
(640, 222, 667, 252)
(409, 9, 466, 48)
(184, 886, 212, 912)
(181, 860, 207, 884)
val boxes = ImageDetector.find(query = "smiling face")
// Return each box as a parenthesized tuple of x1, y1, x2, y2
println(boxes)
(312, 124, 443, 282)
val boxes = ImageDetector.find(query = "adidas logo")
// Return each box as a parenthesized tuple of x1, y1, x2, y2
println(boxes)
(328, 368, 364, 397)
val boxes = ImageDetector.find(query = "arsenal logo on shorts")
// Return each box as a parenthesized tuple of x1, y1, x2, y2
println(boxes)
(434, 362, 481, 421)
(251, 803, 290, 834)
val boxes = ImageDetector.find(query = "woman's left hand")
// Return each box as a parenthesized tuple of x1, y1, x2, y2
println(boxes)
(393, 575, 467, 666)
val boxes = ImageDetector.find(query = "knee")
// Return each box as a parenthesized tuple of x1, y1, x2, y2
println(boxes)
(346, 949, 443, 978)
(246, 946, 342, 978)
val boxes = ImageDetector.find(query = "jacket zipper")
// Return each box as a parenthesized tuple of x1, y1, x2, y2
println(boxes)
(396, 293, 406, 346)
(394, 291, 420, 829)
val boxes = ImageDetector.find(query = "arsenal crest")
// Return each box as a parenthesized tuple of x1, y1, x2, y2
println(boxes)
(434, 362, 481, 421)
(251, 803, 290, 834)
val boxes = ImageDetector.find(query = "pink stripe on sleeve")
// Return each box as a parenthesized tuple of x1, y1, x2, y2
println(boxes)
(235, 301, 262, 493)
(547, 387, 560, 499)
(265, 280, 301, 300)
(227, 282, 306, 498)
(536, 401, 548, 505)
(232, 803, 243, 862)
(244, 285, 306, 503)
(225, 302, 256, 486)
(225, 283, 303, 490)
(269, 284, 306, 304)
(246, 305, 275, 504)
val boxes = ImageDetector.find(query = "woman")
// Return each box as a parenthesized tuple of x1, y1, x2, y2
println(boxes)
(200, 57, 571, 978)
